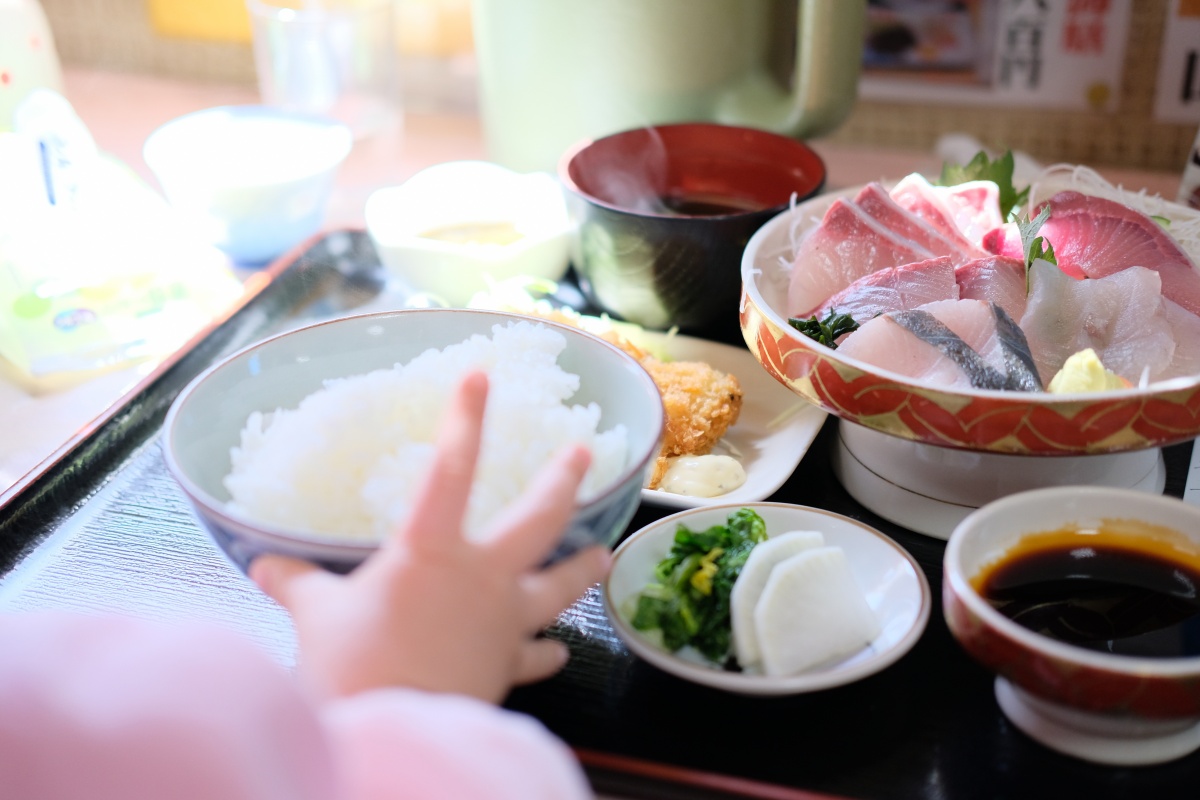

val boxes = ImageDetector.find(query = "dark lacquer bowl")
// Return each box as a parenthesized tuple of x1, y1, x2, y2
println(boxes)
(943, 487, 1200, 765)
(560, 122, 825, 340)
(739, 184, 1200, 455)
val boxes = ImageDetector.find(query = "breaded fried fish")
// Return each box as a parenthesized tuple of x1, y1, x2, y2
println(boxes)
(513, 307, 744, 489)
(639, 355, 743, 488)
(605, 335, 743, 488)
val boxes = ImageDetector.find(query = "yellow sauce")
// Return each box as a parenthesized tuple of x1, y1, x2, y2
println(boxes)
(659, 455, 747, 498)
(417, 220, 524, 246)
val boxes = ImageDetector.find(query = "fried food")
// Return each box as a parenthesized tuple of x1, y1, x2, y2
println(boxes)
(599, 332, 743, 489)
(513, 307, 744, 489)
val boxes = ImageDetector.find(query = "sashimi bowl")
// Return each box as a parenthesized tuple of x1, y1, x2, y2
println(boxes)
(164, 308, 665, 574)
(740, 165, 1200, 456)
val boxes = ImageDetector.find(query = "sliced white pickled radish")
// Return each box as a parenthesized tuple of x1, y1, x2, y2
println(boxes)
(730, 530, 825, 668)
(753, 546, 881, 677)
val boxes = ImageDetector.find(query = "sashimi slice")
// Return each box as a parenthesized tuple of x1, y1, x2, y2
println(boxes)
(753, 546, 881, 677)
(890, 303, 1039, 392)
(730, 530, 825, 669)
(939, 180, 1005, 242)
(815, 256, 959, 323)
(1020, 260, 1176, 384)
(837, 313, 976, 390)
(984, 191, 1200, 316)
(1162, 299, 1200, 382)
(889, 174, 1003, 245)
(889, 174, 968, 244)
(787, 197, 934, 318)
(955, 255, 1028, 323)
(854, 183, 984, 264)
(838, 299, 1041, 391)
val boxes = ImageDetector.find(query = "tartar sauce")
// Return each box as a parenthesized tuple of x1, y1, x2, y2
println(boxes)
(659, 455, 746, 498)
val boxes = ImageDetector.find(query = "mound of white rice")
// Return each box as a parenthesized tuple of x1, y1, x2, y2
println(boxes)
(224, 321, 629, 541)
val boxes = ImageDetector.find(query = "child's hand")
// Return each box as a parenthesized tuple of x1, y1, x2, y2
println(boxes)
(250, 371, 611, 704)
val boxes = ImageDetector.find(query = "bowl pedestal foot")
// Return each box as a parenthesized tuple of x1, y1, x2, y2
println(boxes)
(832, 421, 1165, 539)
(994, 677, 1200, 765)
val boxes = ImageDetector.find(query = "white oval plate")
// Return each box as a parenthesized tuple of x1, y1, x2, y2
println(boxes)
(604, 502, 931, 695)
(638, 333, 827, 509)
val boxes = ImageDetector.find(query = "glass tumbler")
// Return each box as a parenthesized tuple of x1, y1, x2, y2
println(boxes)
(246, 0, 401, 140)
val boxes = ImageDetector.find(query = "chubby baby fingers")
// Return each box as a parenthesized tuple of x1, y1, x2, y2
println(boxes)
(512, 637, 571, 686)
(519, 545, 612, 632)
(484, 445, 592, 572)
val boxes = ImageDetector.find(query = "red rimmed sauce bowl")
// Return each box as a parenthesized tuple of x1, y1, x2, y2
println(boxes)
(943, 486, 1200, 765)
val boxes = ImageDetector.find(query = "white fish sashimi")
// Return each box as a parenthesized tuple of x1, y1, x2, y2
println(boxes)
(1162, 299, 1200, 381)
(753, 546, 881, 677)
(1020, 261, 1175, 384)
(730, 530, 825, 669)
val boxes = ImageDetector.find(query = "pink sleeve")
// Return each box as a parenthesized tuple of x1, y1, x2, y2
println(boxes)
(0, 612, 337, 800)
(322, 689, 594, 800)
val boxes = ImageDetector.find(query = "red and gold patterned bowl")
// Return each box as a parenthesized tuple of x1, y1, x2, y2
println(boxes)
(943, 487, 1200, 764)
(739, 189, 1200, 456)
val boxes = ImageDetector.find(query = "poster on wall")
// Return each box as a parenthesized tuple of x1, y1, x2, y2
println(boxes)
(859, 0, 1132, 112)
(1153, 0, 1200, 124)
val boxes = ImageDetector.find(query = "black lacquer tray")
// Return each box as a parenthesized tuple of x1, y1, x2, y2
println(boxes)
(1, 231, 1197, 800)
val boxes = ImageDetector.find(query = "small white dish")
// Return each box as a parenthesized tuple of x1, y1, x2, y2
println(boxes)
(143, 105, 351, 265)
(638, 333, 828, 509)
(365, 161, 573, 307)
(604, 502, 931, 695)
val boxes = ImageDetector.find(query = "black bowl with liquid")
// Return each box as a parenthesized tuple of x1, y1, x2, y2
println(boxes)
(559, 123, 825, 343)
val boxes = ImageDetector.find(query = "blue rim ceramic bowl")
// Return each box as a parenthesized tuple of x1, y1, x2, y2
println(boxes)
(164, 308, 665, 573)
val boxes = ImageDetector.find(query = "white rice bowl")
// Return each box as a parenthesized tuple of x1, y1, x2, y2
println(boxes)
(223, 321, 629, 541)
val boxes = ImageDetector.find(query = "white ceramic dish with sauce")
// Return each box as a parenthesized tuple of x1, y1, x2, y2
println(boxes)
(365, 161, 573, 306)
(604, 502, 932, 696)
(636, 332, 828, 509)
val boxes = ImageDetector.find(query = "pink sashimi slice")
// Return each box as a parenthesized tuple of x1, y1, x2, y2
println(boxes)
(889, 174, 1003, 246)
(940, 180, 1005, 242)
(985, 191, 1200, 315)
(815, 256, 958, 325)
(837, 313, 975, 391)
(955, 255, 1028, 323)
(837, 298, 1041, 392)
(787, 197, 934, 318)
(853, 183, 985, 264)
(889, 174, 967, 244)
(1020, 260, 1176, 385)
(982, 222, 1087, 279)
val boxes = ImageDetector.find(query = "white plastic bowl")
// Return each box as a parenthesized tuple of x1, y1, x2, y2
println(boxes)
(365, 161, 572, 306)
(143, 105, 352, 265)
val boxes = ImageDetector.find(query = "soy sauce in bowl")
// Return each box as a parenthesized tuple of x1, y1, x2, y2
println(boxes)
(658, 191, 768, 217)
(972, 521, 1200, 658)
